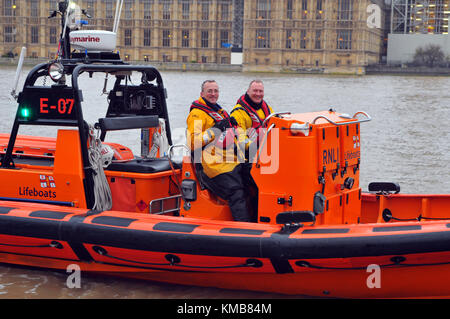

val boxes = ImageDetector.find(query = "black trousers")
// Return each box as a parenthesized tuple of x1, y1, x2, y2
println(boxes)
(241, 163, 258, 221)
(201, 164, 252, 222)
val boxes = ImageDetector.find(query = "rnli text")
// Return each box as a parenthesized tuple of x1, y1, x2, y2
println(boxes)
(323, 148, 339, 164)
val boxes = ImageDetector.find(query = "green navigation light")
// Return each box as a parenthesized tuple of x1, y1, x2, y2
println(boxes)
(20, 107, 31, 119)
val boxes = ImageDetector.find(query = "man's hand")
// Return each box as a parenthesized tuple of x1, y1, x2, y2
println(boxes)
(212, 119, 231, 132)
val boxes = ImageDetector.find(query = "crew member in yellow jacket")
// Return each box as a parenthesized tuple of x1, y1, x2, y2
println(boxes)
(186, 80, 251, 222)
(231, 80, 274, 218)
(231, 80, 274, 159)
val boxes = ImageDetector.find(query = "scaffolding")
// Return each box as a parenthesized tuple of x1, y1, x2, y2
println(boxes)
(391, 0, 450, 34)
(232, 0, 244, 48)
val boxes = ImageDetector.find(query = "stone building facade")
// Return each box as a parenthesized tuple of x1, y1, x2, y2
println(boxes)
(0, 0, 386, 73)
(243, 0, 386, 73)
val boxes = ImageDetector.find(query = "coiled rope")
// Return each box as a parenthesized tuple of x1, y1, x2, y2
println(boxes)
(87, 125, 113, 211)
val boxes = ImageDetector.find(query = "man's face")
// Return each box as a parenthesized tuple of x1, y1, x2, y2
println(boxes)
(201, 81, 219, 105)
(247, 82, 264, 104)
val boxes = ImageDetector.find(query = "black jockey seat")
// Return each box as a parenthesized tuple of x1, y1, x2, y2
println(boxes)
(95, 115, 180, 174)
(106, 157, 180, 174)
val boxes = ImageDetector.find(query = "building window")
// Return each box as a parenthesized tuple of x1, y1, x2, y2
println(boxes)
(50, 27, 57, 44)
(201, 30, 209, 48)
(4, 25, 16, 43)
(315, 30, 321, 49)
(301, 0, 308, 19)
(256, 29, 270, 48)
(316, 0, 323, 19)
(220, 56, 229, 64)
(86, 0, 95, 18)
(337, 29, 352, 50)
(181, 1, 190, 19)
(162, 29, 171, 47)
(201, 56, 207, 63)
(220, 2, 229, 20)
(48, 0, 58, 13)
(201, 2, 209, 20)
(4, 0, 16, 16)
(31, 26, 39, 43)
(143, 0, 152, 19)
(105, 0, 114, 18)
(300, 30, 307, 49)
(181, 56, 188, 63)
(144, 29, 151, 46)
(286, 0, 293, 20)
(338, 0, 353, 20)
(123, 0, 134, 19)
(162, 1, 171, 20)
(124, 29, 132, 46)
(285, 29, 293, 49)
(256, 0, 270, 19)
(181, 30, 189, 47)
(30, 0, 39, 17)
(220, 30, 229, 48)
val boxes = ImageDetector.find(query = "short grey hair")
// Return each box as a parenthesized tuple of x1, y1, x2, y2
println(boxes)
(248, 79, 264, 90)
(201, 80, 217, 92)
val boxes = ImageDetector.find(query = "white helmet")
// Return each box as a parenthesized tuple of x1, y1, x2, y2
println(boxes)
(100, 144, 114, 168)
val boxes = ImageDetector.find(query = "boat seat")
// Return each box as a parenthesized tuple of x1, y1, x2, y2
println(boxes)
(106, 157, 181, 174)
(96, 115, 160, 141)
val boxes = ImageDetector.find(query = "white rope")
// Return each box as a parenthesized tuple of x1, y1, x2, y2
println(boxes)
(87, 125, 112, 211)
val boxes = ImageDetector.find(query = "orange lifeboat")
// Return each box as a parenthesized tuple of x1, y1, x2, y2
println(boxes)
(1, 44, 450, 299)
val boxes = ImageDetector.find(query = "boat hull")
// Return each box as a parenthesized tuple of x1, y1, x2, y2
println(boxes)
(1, 250, 450, 298)
(1, 201, 450, 298)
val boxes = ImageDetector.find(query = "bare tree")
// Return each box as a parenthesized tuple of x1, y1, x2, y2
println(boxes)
(413, 44, 445, 67)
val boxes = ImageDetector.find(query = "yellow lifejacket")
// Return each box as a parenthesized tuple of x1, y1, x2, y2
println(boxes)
(186, 97, 242, 179)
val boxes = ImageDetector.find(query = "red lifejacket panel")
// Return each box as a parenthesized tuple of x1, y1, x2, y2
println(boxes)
(234, 95, 271, 130)
(190, 100, 235, 149)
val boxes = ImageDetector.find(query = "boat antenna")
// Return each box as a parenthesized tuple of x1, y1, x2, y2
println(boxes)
(113, 0, 124, 34)
(10, 47, 27, 100)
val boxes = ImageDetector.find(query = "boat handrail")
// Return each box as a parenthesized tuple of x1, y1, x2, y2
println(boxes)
(167, 144, 189, 195)
(253, 112, 290, 167)
(255, 123, 276, 168)
(168, 144, 189, 162)
(261, 111, 291, 128)
(312, 111, 372, 126)
(149, 194, 182, 215)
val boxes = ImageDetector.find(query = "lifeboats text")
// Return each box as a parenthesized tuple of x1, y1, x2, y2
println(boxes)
(19, 186, 56, 199)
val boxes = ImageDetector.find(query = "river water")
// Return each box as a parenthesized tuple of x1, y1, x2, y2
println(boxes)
(0, 65, 448, 298)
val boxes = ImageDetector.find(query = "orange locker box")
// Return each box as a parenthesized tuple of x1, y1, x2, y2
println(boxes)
(106, 170, 178, 213)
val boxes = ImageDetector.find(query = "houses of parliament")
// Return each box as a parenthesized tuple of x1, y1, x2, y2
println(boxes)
(0, 0, 387, 73)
